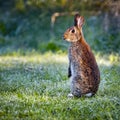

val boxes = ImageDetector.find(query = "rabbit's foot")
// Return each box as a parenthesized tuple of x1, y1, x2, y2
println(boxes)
(67, 93, 74, 98)
(85, 93, 92, 97)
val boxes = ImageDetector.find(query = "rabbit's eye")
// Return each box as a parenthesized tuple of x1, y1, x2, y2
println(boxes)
(71, 29, 75, 33)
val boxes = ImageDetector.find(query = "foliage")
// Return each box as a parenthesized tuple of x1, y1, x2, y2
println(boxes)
(0, 0, 120, 54)
(0, 13, 120, 54)
(13, 0, 120, 13)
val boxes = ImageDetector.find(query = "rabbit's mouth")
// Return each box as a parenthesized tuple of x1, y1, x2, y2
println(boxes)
(63, 35, 78, 42)
(63, 35, 67, 41)
(63, 34, 70, 41)
(63, 36, 70, 41)
(63, 36, 66, 40)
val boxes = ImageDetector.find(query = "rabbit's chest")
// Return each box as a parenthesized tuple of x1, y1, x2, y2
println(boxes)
(69, 47, 82, 63)
(70, 61, 81, 76)
(69, 48, 82, 75)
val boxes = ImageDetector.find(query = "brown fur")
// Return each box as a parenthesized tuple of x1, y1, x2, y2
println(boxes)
(63, 14, 100, 97)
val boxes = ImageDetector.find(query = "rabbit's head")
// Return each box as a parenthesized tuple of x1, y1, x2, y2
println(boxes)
(63, 14, 84, 42)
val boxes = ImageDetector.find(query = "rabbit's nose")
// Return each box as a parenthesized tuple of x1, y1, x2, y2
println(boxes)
(63, 35, 66, 40)
(63, 34, 67, 40)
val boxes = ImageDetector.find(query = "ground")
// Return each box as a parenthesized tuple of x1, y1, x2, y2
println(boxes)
(0, 52, 120, 120)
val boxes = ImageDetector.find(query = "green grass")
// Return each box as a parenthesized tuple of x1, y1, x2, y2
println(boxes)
(0, 52, 120, 120)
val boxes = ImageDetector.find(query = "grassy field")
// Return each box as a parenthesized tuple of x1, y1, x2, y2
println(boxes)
(0, 52, 120, 120)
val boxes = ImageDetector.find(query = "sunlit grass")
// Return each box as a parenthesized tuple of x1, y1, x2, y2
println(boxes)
(0, 52, 120, 120)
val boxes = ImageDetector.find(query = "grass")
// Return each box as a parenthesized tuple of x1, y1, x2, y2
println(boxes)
(0, 52, 120, 120)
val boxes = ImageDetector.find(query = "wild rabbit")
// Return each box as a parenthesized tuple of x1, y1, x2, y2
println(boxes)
(63, 14, 100, 97)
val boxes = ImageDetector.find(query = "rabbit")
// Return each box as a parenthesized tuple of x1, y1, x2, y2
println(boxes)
(63, 14, 100, 97)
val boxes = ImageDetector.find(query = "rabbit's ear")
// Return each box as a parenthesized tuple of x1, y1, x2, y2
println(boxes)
(74, 14, 84, 28)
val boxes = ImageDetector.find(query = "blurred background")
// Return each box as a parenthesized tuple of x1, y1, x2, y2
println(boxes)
(0, 0, 119, 55)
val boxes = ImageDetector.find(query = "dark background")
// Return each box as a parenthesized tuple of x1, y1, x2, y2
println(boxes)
(0, 0, 120, 55)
